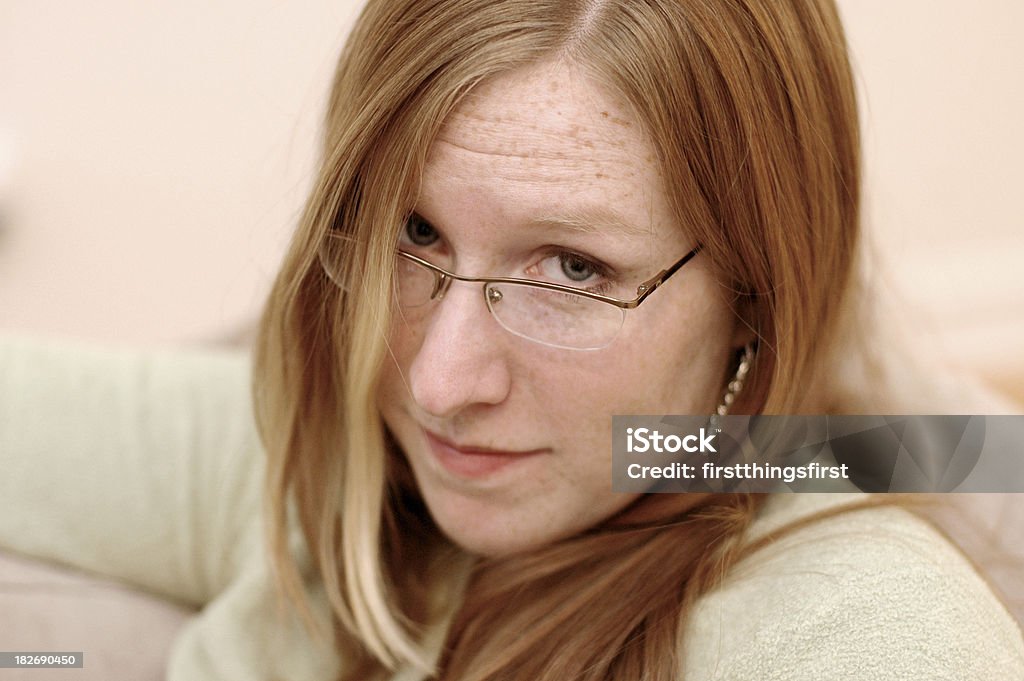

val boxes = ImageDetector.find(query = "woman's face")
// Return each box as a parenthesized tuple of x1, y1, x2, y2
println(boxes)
(378, 59, 740, 556)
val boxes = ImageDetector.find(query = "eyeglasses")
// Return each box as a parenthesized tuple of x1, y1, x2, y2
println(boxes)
(318, 234, 700, 350)
(390, 245, 702, 351)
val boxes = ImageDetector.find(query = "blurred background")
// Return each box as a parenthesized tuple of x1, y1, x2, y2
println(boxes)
(0, 0, 1021, 404)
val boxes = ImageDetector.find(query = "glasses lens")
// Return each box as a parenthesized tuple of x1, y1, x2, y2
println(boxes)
(395, 253, 440, 307)
(318, 236, 351, 291)
(485, 282, 625, 350)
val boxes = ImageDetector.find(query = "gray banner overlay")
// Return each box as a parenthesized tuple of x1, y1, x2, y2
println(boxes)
(612, 416, 1024, 493)
(0, 652, 83, 668)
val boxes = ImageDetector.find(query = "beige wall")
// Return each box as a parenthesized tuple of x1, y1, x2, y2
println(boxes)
(838, 1, 1024, 402)
(0, 1, 362, 344)
(1, 1, 1021, 398)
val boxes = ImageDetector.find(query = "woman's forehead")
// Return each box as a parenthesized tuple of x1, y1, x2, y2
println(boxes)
(433, 59, 644, 164)
(421, 60, 674, 244)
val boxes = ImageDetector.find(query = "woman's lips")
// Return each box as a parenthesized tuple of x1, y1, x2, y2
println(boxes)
(423, 430, 547, 479)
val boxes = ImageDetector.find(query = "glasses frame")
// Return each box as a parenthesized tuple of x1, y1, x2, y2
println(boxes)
(396, 244, 703, 309)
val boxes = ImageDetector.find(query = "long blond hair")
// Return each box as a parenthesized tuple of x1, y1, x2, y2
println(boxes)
(253, 0, 861, 678)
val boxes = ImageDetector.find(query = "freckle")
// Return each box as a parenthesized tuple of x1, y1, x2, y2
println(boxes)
(595, 172, 606, 179)
(601, 111, 609, 118)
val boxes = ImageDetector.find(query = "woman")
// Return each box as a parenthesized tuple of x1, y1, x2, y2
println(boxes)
(0, 0, 1020, 679)
(252, 0, 1021, 679)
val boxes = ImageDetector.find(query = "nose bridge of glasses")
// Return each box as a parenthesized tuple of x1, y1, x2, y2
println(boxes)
(410, 257, 496, 305)
(433, 272, 453, 300)
(426, 270, 496, 307)
(415, 266, 499, 320)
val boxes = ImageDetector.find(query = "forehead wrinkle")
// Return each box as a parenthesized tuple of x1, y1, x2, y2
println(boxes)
(532, 208, 653, 240)
(433, 121, 631, 163)
(433, 136, 587, 162)
(438, 100, 633, 161)
(427, 143, 644, 198)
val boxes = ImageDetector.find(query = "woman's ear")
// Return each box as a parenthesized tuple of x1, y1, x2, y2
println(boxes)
(729, 293, 759, 349)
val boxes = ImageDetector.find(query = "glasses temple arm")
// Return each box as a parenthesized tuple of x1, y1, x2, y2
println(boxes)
(634, 244, 703, 303)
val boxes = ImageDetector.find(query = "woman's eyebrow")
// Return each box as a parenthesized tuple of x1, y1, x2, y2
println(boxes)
(531, 207, 652, 238)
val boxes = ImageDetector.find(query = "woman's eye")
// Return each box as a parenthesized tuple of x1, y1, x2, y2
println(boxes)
(403, 215, 439, 247)
(559, 253, 596, 282)
(535, 251, 605, 285)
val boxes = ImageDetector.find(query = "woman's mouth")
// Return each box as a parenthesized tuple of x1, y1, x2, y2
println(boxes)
(423, 429, 548, 479)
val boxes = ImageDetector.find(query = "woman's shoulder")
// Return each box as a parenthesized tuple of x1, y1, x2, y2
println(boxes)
(682, 494, 1024, 680)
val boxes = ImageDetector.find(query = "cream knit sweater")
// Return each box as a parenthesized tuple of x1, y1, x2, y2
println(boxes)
(1, 335, 1022, 680)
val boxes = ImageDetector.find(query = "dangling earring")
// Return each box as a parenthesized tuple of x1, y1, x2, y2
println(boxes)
(716, 344, 754, 417)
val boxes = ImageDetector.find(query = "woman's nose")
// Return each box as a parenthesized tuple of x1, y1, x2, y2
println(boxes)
(406, 283, 512, 420)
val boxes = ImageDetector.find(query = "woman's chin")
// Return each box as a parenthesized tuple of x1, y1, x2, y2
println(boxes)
(422, 488, 639, 558)
(426, 498, 553, 557)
